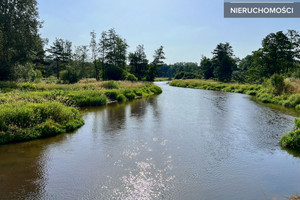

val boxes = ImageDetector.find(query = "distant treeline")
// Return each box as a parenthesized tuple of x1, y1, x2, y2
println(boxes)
(159, 30, 300, 84)
(0, 0, 165, 83)
(0, 1, 299, 84)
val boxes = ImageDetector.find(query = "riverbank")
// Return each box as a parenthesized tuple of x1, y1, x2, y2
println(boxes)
(280, 118, 300, 149)
(0, 80, 162, 144)
(169, 79, 300, 111)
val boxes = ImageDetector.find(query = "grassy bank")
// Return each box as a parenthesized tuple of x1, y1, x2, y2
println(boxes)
(169, 79, 300, 110)
(280, 118, 300, 149)
(0, 80, 162, 144)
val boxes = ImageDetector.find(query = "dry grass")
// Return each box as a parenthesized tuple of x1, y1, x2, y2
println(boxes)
(285, 78, 300, 94)
(18, 80, 149, 91)
(291, 195, 300, 200)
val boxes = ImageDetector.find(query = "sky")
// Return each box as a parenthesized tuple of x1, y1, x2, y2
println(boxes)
(38, 0, 300, 64)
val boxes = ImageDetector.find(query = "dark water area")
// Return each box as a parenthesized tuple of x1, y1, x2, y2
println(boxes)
(0, 82, 300, 200)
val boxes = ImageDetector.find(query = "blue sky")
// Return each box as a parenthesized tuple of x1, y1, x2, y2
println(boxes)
(38, 0, 300, 64)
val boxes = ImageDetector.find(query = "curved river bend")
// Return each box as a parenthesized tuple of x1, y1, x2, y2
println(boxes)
(0, 82, 300, 200)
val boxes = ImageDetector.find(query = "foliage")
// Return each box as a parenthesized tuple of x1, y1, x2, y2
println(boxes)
(147, 46, 166, 81)
(199, 56, 214, 79)
(158, 62, 199, 78)
(280, 118, 300, 149)
(126, 73, 138, 82)
(99, 29, 128, 80)
(129, 45, 149, 80)
(0, 0, 43, 80)
(60, 65, 80, 84)
(47, 38, 72, 78)
(174, 71, 198, 79)
(212, 43, 236, 82)
(270, 74, 285, 95)
(0, 101, 84, 144)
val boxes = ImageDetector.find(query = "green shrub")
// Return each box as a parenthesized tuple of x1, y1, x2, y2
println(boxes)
(283, 94, 300, 108)
(295, 118, 300, 129)
(116, 94, 126, 102)
(104, 90, 119, 100)
(60, 66, 80, 84)
(280, 129, 300, 149)
(123, 90, 136, 100)
(150, 85, 163, 94)
(19, 82, 37, 90)
(270, 74, 285, 95)
(0, 82, 18, 89)
(174, 72, 185, 79)
(103, 81, 119, 89)
(126, 73, 138, 81)
(0, 101, 84, 144)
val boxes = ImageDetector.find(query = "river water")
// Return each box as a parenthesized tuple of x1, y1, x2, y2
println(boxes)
(0, 82, 300, 200)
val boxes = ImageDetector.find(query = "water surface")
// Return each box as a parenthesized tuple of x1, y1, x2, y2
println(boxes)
(0, 82, 300, 200)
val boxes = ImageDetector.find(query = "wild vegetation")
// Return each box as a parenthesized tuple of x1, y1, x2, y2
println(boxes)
(0, 80, 162, 144)
(280, 118, 300, 149)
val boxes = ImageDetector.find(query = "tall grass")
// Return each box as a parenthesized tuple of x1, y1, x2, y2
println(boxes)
(0, 101, 84, 144)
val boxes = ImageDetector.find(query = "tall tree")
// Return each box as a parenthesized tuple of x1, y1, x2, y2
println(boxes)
(261, 31, 293, 75)
(74, 45, 89, 78)
(98, 29, 128, 80)
(200, 56, 214, 79)
(212, 42, 235, 82)
(129, 45, 149, 80)
(90, 31, 100, 80)
(147, 46, 166, 81)
(0, 0, 43, 80)
(47, 38, 72, 78)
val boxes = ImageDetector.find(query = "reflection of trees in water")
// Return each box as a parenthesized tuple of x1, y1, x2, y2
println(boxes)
(148, 97, 160, 120)
(101, 103, 127, 134)
(282, 147, 300, 158)
(0, 134, 70, 199)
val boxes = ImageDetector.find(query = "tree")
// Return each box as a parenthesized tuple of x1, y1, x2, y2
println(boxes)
(90, 31, 100, 80)
(74, 45, 89, 78)
(212, 43, 235, 82)
(98, 29, 128, 80)
(200, 56, 214, 79)
(0, 0, 43, 80)
(147, 46, 166, 81)
(47, 38, 72, 78)
(129, 45, 149, 80)
(261, 31, 293, 76)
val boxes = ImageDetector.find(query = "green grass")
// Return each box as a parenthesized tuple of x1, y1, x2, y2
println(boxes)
(280, 118, 300, 149)
(0, 81, 162, 144)
(0, 101, 84, 144)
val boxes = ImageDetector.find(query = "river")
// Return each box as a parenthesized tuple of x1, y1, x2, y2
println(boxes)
(0, 81, 300, 200)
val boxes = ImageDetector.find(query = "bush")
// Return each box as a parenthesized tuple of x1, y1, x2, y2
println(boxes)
(126, 73, 138, 81)
(174, 72, 185, 79)
(280, 118, 300, 149)
(270, 74, 285, 95)
(123, 90, 136, 100)
(12, 63, 37, 82)
(116, 94, 126, 102)
(104, 90, 119, 100)
(103, 81, 119, 89)
(60, 66, 80, 84)
(0, 101, 84, 144)
(183, 72, 199, 79)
